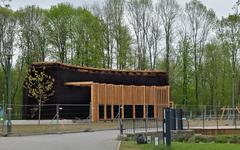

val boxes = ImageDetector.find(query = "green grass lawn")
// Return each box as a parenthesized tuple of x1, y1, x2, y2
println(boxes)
(120, 141, 240, 150)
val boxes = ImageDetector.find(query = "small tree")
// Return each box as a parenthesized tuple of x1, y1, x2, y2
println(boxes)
(24, 67, 55, 124)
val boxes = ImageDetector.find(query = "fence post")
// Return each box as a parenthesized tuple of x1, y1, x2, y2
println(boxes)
(118, 105, 123, 135)
(202, 106, 205, 129)
(216, 105, 218, 129)
(56, 104, 59, 132)
(38, 102, 41, 125)
(145, 105, 148, 133)
(156, 118, 158, 132)
(177, 109, 183, 130)
(171, 108, 176, 130)
(133, 119, 135, 134)
(2, 104, 6, 135)
(89, 103, 92, 130)
(234, 107, 237, 129)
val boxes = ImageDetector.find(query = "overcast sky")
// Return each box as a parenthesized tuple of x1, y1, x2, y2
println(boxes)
(9, 0, 237, 18)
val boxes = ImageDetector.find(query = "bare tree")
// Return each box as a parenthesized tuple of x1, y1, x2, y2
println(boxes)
(95, 1, 115, 68)
(16, 6, 47, 65)
(0, 7, 16, 80)
(127, 0, 152, 70)
(146, 10, 162, 70)
(156, 0, 179, 73)
(185, 0, 216, 106)
(0, 0, 11, 8)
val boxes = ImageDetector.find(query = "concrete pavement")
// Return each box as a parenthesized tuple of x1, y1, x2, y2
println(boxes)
(0, 130, 119, 150)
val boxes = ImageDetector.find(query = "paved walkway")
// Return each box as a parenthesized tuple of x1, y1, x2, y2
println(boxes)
(0, 130, 119, 150)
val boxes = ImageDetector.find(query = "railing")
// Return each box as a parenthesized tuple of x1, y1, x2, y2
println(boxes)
(121, 105, 240, 134)
(122, 118, 162, 134)
(0, 104, 118, 136)
(0, 104, 240, 136)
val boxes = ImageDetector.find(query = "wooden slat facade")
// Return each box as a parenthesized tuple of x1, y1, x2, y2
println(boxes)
(66, 81, 170, 122)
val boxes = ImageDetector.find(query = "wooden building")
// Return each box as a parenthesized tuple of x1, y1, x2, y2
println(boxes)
(23, 62, 170, 122)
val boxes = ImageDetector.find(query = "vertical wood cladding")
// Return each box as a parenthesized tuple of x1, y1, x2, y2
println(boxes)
(91, 83, 170, 121)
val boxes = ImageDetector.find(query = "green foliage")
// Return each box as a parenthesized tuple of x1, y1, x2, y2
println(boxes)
(24, 67, 55, 117)
(0, 0, 240, 108)
(72, 7, 105, 67)
(15, 5, 47, 64)
(45, 3, 75, 63)
(25, 67, 55, 103)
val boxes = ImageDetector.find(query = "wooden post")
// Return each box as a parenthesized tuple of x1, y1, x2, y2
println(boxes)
(153, 86, 157, 119)
(121, 85, 124, 119)
(167, 86, 170, 107)
(91, 84, 94, 122)
(104, 84, 107, 120)
(111, 105, 114, 120)
(132, 86, 136, 119)
(97, 83, 100, 121)
(111, 85, 114, 120)
(160, 87, 162, 120)
(143, 86, 146, 119)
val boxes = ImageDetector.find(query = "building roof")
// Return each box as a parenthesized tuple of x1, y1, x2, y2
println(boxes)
(32, 62, 167, 77)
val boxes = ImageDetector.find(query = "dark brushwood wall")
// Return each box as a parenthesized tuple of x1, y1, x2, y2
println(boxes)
(23, 62, 168, 119)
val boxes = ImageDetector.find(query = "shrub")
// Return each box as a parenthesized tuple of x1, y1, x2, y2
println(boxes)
(215, 136, 228, 143)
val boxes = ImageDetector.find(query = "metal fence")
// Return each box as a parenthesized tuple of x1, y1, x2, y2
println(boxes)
(178, 105, 240, 129)
(1, 104, 240, 136)
(0, 104, 119, 136)
(122, 118, 162, 134)
(122, 104, 240, 134)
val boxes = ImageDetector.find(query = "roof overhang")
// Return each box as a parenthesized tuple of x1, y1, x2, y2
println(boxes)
(64, 81, 94, 87)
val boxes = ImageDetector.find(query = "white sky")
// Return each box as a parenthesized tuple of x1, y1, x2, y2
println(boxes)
(9, 0, 237, 17)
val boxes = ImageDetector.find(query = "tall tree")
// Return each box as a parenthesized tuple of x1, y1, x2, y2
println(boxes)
(204, 42, 221, 106)
(127, 0, 152, 69)
(185, 0, 216, 105)
(97, 0, 132, 69)
(156, 0, 179, 73)
(116, 25, 132, 69)
(177, 25, 191, 105)
(16, 6, 47, 65)
(219, 14, 240, 108)
(72, 8, 105, 68)
(0, 7, 16, 103)
(92, 0, 116, 69)
(45, 3, 75, 63)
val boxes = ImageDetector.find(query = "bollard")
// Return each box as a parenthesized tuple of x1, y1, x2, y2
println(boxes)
(163, 107, 171, 147)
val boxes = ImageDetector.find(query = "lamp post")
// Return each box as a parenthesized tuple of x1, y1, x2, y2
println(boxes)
(6, 52, 13, 134)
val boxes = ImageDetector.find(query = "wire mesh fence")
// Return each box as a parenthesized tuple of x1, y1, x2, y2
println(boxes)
(122, 118, 162, 134)
(177, 105, 240, 129)
(122, 104, 240, 134)
(0, 104, 119, 136)
(0, 104, 240, 136)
